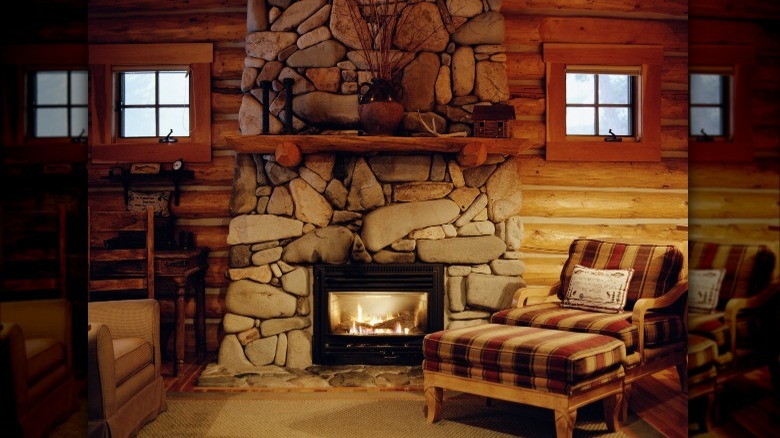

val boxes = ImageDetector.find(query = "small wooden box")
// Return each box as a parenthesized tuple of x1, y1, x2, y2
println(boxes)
(473, 104, 516, 138)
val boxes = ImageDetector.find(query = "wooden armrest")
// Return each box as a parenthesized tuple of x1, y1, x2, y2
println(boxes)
(723, 281, 780, 357)
(630, 279, 688, 359)
(512, 283, 560, 307)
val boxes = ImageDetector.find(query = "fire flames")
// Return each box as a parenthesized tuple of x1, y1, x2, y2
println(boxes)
(346, 304, 418, 335)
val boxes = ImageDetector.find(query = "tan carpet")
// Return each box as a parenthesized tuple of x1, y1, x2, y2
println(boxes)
(132, 392, 660, 437)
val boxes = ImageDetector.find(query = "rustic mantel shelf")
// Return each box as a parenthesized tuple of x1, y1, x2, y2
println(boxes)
(225, 135, 533, 155)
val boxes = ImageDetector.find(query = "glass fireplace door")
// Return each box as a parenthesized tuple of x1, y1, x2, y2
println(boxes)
(328, 291, 428, 336)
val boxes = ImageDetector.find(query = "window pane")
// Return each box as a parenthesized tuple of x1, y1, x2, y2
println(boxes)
(70, 71, 88, 105)
(70, 107, 88, 137)
(566, 74, 594, 104)
(599, 75, 629, 104)
(35, 108, 68, 137)
(122, 72, 156, 105)
(159, 71, 189, 105)
(599, 108, 630, 135)
(566, 107, 595, 135)
(35, 71, 67, 105)
(690, 108, 724, 136)
(690, 74, 724, 104)
(122, 108, 155, 137)
(158, 108, 190, 137)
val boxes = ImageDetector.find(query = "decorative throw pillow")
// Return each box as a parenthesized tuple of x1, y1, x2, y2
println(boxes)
(127, 190, 171, 217)
(561, 265, 634, 313)
(688, 268, 726, 313)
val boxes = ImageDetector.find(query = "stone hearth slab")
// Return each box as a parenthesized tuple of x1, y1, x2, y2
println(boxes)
(197, 363, 423, 390)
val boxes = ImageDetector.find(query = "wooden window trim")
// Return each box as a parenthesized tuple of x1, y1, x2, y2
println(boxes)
(689, 45, 755, 162)
(1, 44, 88, 163)
(89, 43, 213, 163)
(544, 44, 663, 162)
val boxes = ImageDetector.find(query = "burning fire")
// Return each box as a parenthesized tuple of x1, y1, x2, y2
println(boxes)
(348, 304, 412, 335)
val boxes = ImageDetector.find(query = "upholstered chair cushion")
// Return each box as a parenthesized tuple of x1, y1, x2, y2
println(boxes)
(25, 338, 66, 384)
(558, 239, 684, 310)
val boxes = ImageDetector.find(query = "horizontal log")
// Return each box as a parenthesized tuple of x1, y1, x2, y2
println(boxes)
(226, 134, 540, 155)
(171, 190, 231, 218)
(688, 191, 780, 219)
(661, 90, 689, 120)
(689, 162, 780, 189)
(518, 255, 568, 286)
(88, 0, 245, 14)
(204, 256, 229, 288)
(522, 223, 689, 253)
(505, 53, 544, 80)
(538, 17, 687, 52)
(521, 189, 689, 219)
(508, 97, 545, 117)
(88, 12, 245, 43)
(753, 126, 780, 152)
(212, 46, 246, 80)
(212, 90, 242, 115)
(517, 156, 688, 189)
(690, 1, 780, 21)
(212, 119, 241, 148)
(187, 155, 236, 185)
(661, 126, 688, 152)
(503, 0, 688, 19)
(175, 225, 230, 252)
(688, 224, 780, 245)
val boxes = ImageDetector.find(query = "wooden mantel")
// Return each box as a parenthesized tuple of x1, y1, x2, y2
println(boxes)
(225, 135, 536, 167)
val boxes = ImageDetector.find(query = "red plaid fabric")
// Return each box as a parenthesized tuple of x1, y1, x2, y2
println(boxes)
(559, 239, 684, 309)
(491, 304, 684, 352)
(423, 359, 625, 395)
(689, 242, 775, 307)
(688, 334, 718, 371)
(422, 324, 625, 384)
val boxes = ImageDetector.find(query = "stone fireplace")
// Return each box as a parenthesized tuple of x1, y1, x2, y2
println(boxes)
(218, 152, 526, 371)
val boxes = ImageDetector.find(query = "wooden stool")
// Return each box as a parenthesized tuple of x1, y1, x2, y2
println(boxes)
(423, 324, 626, 438)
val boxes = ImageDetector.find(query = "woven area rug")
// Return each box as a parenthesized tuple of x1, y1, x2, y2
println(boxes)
(134, 392, 660, 437)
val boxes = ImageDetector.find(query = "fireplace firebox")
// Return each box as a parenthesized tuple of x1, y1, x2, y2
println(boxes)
(313, 263, 444, 365)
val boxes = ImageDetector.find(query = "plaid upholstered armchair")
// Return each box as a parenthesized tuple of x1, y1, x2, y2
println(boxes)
(490, 239, 688, 415)
(687, 242, 779, 386)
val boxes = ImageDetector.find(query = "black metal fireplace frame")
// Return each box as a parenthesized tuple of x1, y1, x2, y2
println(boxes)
(313, 263, 444, 365)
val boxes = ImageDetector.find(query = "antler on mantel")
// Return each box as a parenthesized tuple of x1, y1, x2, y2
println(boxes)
(417, 111, 468, 138)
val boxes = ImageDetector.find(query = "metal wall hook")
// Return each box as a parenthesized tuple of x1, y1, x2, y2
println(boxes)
(71, 128, 87, 143)
(604, 128, 622, 142)
(698, 129, 714, 142)
(159, 129, 178, 143)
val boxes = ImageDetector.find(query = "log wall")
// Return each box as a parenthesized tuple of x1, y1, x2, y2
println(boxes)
(84, 1, 778, 355)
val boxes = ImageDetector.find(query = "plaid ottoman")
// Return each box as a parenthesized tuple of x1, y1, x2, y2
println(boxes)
(423, 324, 626, 438)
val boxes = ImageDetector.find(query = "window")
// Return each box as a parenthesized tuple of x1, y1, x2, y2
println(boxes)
(544, 44, 663, 162)
(689, 45, 754, 162)
(89, 43, 212, 163)
(29, 70, 88, 138)
(689, 72, 730, 138)
(566, 72, 635, 136)
(1, 44, 88, 162)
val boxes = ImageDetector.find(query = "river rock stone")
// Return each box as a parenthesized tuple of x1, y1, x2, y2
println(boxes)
(325, 179, 348, 209)
(241, 67, 260, 92)
(230, 154, 258, 215)
(298, 167, 328, 193)
(260, 316, 311, 337)
(227, 265, 273, 284)
(287, 40, 347, 68)
(240, 94, 283, 135)
(229, 245, 252, 268)
(265, 161, 298, 185)
(408, 226, 446, 240)
(454, 193, 488, 226)
(391, 239, 416, 252)
(225, 280, 297, 319)
(505, 216, 523, 250)
(372, 250, 416, 264)
(475, 60, 510, 103)
(275, 332, 288, 367)
(245, 336, 278, 366)
(304, 153, 335, 181)
(393, 182, 453, 202)
(394, 3, 448, 52)
(329, 0, 367, 50)
(286, 330, 313, 368)
(237, 328, 261, 346)
(347, 157, 385, 211)
(297, 26, 331, 49)
(451, 12, 505, 45)
(466, 273, 524, 310)
(435, 65, 453, 105)
(305, 66, 340, 93)
(490, 259, 524, 276)
(223, 313, 256, 334)
(367, 155, 431, 182)
(270, 0, 326, 32)
(281, 267, 309, 296)
(447, 187, 481, 212)
(278, 67, 316, 94)
(218, 335, 254, 370)
(257, 60, 284, 83)
(298, 4, 331, 34)
(401, 52, 439, 112)
(452, 46, 475, 97)
(446, 0, 483, 17)
(361, 199, 460, 251)
(267, 186, 293, 216)
(485, 155, 522, 222)
(293, 91, 359, 127)
(228, 215, 303, 245)
(463, 164, 496, 187)
(248, 0, 268, 32)
(282, 226, 353, 264)
(447, 160, 466, 187)
(417, 235, 506, 264)
(458, 221, 495, 236)
(247, 31, 299, 61)
(290, 178, 333, 227)
(448, 276, 466, 312)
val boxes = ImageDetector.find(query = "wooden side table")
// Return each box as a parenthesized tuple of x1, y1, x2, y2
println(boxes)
(155, 247, 208, 376)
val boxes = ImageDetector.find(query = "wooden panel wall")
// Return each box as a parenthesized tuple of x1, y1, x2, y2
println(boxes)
(86, 0, 697, 354)
(687, 14, 780, 276)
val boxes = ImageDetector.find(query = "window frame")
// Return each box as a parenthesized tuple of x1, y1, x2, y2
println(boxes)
(564, 70, 637, 137)
(544, 44, 663, 162)
(688, 71, 730, 138)
(689, 45, 754, 162)
(1, 44, 88, 163)
(28, 69, 89, 139)
(89, 43, 212, 163)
